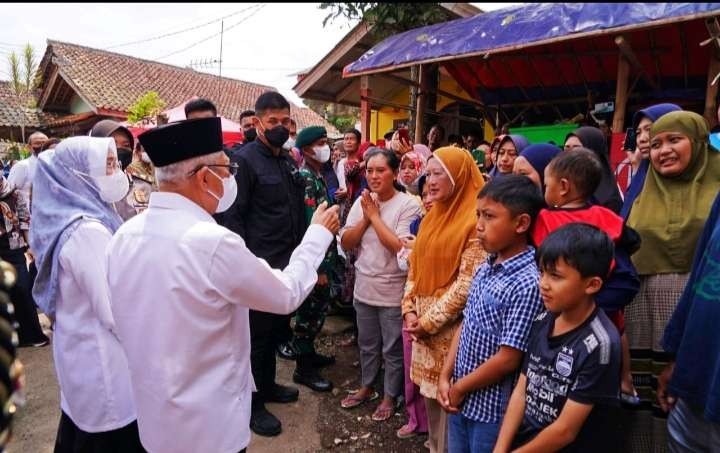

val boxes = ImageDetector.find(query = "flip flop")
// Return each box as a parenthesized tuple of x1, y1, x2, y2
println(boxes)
(371, 402, 394, 421)
(341, 391, 379, 409)
(620, 390, 640, 406)
(396, 424, 418, 439)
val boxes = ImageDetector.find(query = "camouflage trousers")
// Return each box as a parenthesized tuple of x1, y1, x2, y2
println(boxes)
(292, 284, 330, 355)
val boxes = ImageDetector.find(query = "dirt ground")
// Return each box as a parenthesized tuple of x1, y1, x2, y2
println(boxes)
(8, 314, 428, 453)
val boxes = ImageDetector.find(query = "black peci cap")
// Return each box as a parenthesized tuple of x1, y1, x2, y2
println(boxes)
(138, 117, 223, 167)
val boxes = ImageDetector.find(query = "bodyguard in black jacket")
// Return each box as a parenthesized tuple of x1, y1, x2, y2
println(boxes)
(223, 92, 306, 438)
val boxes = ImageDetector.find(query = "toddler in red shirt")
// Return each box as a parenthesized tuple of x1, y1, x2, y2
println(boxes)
(532, 148, 641, 405)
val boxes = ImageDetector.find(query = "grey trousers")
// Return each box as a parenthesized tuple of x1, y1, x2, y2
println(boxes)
(354, 300, 404, 399)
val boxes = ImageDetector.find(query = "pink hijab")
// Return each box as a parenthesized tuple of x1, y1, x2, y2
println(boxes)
(400, 151, 426, 175)
(413, 144, 432, 161)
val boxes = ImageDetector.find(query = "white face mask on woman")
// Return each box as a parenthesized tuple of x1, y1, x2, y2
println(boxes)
(206, 168, 237, 213)
(141, 152, 152, 164)
(73, 166, 130, 204)
(93, 170, 130, 203)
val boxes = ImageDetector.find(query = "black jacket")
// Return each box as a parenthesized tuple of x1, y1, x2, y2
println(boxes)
(224, 139, 305, 268)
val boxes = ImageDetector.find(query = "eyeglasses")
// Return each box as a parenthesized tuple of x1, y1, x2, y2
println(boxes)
(106, 160, 122, 173)
(188, 163, 239, 177)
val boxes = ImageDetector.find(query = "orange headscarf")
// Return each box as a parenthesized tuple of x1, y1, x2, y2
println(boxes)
(409, 146, 484, 297)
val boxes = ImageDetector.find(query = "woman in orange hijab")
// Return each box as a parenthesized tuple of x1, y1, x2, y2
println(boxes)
(401, 146, 486, 452)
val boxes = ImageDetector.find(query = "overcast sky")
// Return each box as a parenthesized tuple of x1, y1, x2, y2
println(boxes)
(0, 3, 517, 107)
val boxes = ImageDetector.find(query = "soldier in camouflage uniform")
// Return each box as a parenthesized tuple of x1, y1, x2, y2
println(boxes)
(116, 143, 158, 221)
(291, 126, 336, 393)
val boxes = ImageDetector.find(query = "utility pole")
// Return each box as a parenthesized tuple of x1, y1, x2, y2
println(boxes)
(218, 20, 224, 101)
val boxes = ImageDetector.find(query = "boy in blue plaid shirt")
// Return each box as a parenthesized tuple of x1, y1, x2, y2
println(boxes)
(438, 175, 545, 452)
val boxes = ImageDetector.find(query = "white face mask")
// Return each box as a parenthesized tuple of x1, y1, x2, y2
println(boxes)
(94, 170, 130, 203)
(282, 138, 296, 151)
(312, 144, 331, 163)
(141, 152, 151, 164)
(206, 168, 237, 213)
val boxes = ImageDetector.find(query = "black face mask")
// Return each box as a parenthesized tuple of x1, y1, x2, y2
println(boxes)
(243, 128, 257, 143)
(116, 147, 133, 170)
(31, 146, 43, 155)
(262, 125, 290, 149)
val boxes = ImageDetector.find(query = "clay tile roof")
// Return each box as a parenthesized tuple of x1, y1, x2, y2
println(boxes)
(0, 82, 58, 128)
(44, 40, 337, 133)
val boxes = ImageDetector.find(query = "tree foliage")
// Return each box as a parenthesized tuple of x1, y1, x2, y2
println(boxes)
(127, 92, 167, 124)
(329, 114, 356, 131)
(319, 3, 452, 38)
(8, 53, 22, 96)
(4, 143, 29, 162)
(23, 44, 37, 94)
(305, 99, 359, 133)
(6, 44, 39, 97)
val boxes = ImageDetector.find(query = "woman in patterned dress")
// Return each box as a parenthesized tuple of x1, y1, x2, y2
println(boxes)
(401, 146, 486, 452)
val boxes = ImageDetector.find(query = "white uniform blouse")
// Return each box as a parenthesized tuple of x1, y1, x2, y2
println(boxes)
(54, 219, 136, 432)
(106, 192, 333, 453)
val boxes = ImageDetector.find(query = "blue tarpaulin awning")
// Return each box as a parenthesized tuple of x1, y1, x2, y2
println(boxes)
(343, 3, 720, 77)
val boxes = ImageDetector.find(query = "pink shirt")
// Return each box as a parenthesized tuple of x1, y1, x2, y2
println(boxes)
(340, 191, 421, 307)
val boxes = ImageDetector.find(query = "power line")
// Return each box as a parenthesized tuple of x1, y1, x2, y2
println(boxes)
(155, 4, 265, 61)
(106, 4, 261, 49)
(151, 8, 238, 36)
(202, 66, 304, 71)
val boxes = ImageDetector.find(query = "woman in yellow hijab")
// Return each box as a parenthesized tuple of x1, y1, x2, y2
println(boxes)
(401, 146, 485, 452)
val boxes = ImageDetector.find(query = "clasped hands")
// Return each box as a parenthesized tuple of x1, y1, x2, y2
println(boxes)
(402, 312, 428, 342)
(403, 311, 465, 413)
(360, 189, 380, 223)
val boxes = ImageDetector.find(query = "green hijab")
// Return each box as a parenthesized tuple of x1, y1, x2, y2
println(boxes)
(628, 111, 720, 275)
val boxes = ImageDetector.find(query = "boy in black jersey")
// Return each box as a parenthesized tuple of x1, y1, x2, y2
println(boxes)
(494, 223, 621, 453)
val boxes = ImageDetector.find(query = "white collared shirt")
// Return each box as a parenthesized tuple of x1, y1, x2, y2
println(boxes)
(107, 191, 332, 453)
(8, 154, 37, 201)
(54, 218, 136, 432)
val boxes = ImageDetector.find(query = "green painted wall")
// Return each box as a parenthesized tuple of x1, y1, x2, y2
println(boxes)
(509, 123, 579, 145)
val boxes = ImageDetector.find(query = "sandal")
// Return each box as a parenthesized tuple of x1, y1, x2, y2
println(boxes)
(341, 390, 379, 409)
(340, 335, 357, 347)
(371, 401, 394, 421)
(396, 423, 418, 439)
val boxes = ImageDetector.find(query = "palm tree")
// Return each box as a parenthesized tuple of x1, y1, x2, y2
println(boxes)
(6, 43, 38, 96)
(5, 43, 39, 142)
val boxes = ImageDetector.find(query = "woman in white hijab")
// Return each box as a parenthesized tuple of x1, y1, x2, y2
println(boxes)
(30, 136, 144, 452)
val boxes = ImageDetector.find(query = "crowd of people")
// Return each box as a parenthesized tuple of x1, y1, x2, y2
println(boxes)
(0, 89, 718, 453)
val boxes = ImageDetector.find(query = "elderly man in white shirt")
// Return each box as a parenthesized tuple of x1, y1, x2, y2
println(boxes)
(8, 131, 48, 201)
(106, 117, 339, 453)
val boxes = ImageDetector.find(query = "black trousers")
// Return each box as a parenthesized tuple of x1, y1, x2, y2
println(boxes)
(2, 250, 47, 345)
(249, 310, 292, 398)
(54, 411, 146, 453)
